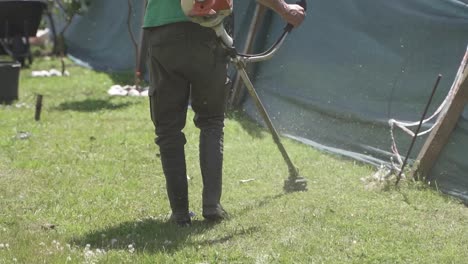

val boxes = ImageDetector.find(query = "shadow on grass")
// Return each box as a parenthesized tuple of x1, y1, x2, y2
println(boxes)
(105, 71, 149, 87)
(236, 193, 285, 216)
(226, 110, 266, 139)
(55, 98, 137, 112)
(70, 194, 286, 254)
(106, 71, 135, 85)
(70, 218, 259, 254)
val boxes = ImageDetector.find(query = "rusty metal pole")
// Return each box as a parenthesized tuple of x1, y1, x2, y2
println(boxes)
(35, 94, 43, 121)
(396, 75, 442, 185)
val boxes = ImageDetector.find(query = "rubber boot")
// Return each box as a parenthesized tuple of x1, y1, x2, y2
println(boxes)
(200, 128, 229, 221)
(160, 148, 191, 226)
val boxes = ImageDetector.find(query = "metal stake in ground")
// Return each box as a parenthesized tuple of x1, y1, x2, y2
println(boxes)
(35, 94, 43, 121)
(396, 74, 442, 185)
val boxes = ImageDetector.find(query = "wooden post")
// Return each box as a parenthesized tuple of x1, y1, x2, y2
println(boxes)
(228, 4, 267, 109)
(415, 67, 468, 179)
(35, 94, 43, 121)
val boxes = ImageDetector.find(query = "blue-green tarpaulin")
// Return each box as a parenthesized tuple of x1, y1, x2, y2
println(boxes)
(60, 0, 468, 202)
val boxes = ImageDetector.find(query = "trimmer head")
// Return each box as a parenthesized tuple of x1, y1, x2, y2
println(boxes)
(283, 176, 308, 192)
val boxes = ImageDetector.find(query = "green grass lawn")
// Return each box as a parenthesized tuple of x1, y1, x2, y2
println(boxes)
(1, 58, 467, 263)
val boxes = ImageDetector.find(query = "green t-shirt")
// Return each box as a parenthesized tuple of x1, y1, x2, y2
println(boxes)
(143, 0, 189, 28)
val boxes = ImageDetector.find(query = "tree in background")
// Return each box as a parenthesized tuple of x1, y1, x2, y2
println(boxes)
(47, 0, 142, 89)
(48, 0, 91, 74)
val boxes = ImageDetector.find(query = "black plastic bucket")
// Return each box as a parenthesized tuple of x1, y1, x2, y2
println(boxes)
(0, 61, 21, 104)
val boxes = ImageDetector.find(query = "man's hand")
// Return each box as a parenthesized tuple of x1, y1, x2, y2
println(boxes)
(281, 3, 305, 27)
(257, 0, 306, 28)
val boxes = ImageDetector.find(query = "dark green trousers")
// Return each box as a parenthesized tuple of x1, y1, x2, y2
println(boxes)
(146, 22, 228, 148)
(146, 22, 228, 216)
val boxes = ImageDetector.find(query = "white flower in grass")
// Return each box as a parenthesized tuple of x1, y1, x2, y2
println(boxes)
(12, 258, 17, 262)
(128, 244, 135, 254)
(84, 244, 95, 258)
(66, 256, 72, 261)
(84, 250, 94, 258)
(0, 243, 9, 250)
(39, 242, 45, 246)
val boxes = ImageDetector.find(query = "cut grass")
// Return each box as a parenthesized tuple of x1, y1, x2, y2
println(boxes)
(0, 57, 467, 263)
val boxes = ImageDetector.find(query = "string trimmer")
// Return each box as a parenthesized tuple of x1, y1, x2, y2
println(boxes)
(181, 0, 308, 192)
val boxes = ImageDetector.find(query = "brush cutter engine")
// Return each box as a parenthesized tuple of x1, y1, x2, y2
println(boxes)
(181, 0, 234, 47)
(181, 0, 233, 28)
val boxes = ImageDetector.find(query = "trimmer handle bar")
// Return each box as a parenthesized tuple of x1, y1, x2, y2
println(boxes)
(232, 0, 308, 63)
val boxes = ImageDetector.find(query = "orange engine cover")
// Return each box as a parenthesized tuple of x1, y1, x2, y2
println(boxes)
(189, 0, 232, 17)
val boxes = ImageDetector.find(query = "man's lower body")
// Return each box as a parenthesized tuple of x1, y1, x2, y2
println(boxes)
(146, 22, 229, 226)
